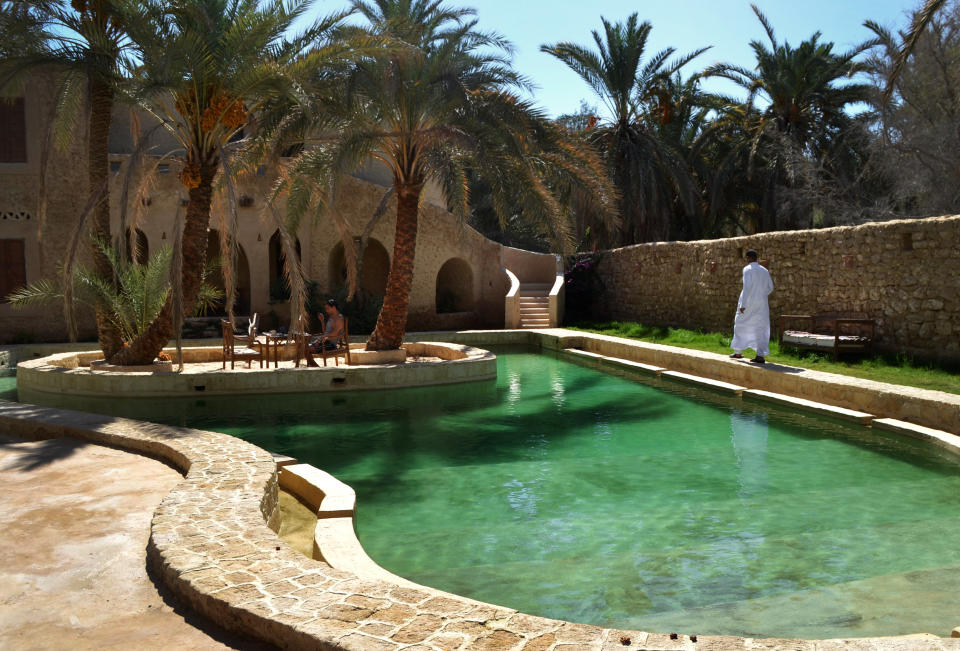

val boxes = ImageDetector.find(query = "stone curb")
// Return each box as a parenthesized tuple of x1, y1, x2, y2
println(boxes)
(15, 343, 497, 399)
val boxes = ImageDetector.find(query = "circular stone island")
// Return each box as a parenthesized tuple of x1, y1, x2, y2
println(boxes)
(15, 341, 496, 399)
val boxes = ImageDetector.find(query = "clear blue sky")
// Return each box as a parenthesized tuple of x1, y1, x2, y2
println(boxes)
(313, 0, 922, 118)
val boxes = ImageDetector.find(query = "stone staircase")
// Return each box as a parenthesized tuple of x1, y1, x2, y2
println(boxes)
(517, 283, 552, 329)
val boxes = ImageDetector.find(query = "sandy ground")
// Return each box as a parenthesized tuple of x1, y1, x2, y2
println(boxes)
(0, 433, 273, 651)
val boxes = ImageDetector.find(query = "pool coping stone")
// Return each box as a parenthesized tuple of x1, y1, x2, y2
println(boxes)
(564, 348, 666, 375)
(661, 370, 746, 395)
(743, 389, 876, 425)
(873, 418, 960, 457)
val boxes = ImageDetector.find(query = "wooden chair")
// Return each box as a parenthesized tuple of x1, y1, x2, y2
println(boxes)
(221, 319, 263, 369)
(317, 315, 351, 367)
(229, 313, 259, 346)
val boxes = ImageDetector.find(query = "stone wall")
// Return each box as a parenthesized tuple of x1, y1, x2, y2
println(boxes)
(595, 216, 960, 361)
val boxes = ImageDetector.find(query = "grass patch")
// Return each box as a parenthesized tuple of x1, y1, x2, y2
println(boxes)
(567, 320, 960, 396)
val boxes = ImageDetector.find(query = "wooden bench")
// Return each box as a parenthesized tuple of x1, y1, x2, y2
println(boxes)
(778, 313, 876, 360)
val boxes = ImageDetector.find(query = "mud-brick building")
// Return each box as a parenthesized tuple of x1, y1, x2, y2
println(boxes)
(0, 77, 560, 344)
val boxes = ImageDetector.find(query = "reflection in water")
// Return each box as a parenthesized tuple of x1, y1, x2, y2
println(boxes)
(506, 371, 522, 412)
(19, 377, 501, 431)
(504, 477, 542, 518)
(593, 419, 613, 441)
(730, 410, 769, 497)
(550, 370, 566, 409)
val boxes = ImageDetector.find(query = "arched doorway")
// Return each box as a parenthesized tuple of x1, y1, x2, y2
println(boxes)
(206, 229, 251, 316)
(360, 239, 389, 296)
(268, 229, 301, 301)
(435, 257, 474, 313)
(328, 238, 389, 296)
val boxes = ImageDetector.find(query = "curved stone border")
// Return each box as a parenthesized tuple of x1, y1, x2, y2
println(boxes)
(279, 464, 424, 589)
(404, 329, 960, 435)
(2, 399, 958, 649)
(15, 342, 495, 398)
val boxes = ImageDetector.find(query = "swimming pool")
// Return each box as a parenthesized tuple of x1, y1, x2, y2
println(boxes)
(11, 347, 960, 638)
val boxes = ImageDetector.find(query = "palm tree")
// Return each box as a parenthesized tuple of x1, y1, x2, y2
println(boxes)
(708, 6, 873, 152)
(6, 239, 222, 344)
(704, 4, 875, 231)
(108, 0, 342, 365)
(638, 72, 725, 240)
(0, 0, 134, 356)
(879, 0, 946, 102)
(864, 2, 960, 217)
(284, 0, 615, 351)
(541, 13, 709, 245)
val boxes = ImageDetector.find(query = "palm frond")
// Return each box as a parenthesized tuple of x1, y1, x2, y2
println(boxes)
(884, 0, 948, 104)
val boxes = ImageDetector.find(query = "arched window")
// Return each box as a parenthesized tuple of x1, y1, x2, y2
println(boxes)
(328, 241, 347, 292)
(435, 257, 474, 313)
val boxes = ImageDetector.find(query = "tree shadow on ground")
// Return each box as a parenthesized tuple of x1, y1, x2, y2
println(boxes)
(0, 435, 89, 472)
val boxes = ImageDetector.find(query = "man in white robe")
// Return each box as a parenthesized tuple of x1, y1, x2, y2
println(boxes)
(730, 249, 774, 364)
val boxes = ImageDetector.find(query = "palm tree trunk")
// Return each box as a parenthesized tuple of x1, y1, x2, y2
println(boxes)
(88, 79, 124, 359)
(366, 183, 421, 351)
(107, 163, 216, 365)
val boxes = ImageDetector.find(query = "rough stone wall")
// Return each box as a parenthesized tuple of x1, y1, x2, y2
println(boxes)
(595, 216, 960, 361)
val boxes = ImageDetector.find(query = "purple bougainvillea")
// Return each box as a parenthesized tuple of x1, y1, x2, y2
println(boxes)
(564, 250, 604, 321)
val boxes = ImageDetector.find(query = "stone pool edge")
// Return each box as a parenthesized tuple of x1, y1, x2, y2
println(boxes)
(0, 399, 628, 649)
(406, 329, 960, 435)
(14, 341, 496, 398)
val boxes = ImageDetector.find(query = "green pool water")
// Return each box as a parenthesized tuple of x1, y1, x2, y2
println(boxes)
(0, 375, 16, 401)
(10, 348, 960, 638)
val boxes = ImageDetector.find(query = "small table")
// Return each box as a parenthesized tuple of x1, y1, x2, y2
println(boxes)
(257, 333, 287, 368)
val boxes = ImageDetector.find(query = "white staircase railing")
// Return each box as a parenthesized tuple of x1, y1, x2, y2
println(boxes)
(504, 267, 521, 329)
(503, 251, 566, 329)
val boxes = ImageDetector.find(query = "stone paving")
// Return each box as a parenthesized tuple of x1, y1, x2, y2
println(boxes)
(2, 398, 958, 650)
(0, 433, 268, 650)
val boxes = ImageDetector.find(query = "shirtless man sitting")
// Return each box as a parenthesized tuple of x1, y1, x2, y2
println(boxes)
(310, 299, 344, 353)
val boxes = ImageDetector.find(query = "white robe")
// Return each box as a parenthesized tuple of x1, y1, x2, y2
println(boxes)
(731, 261, 774, 356)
